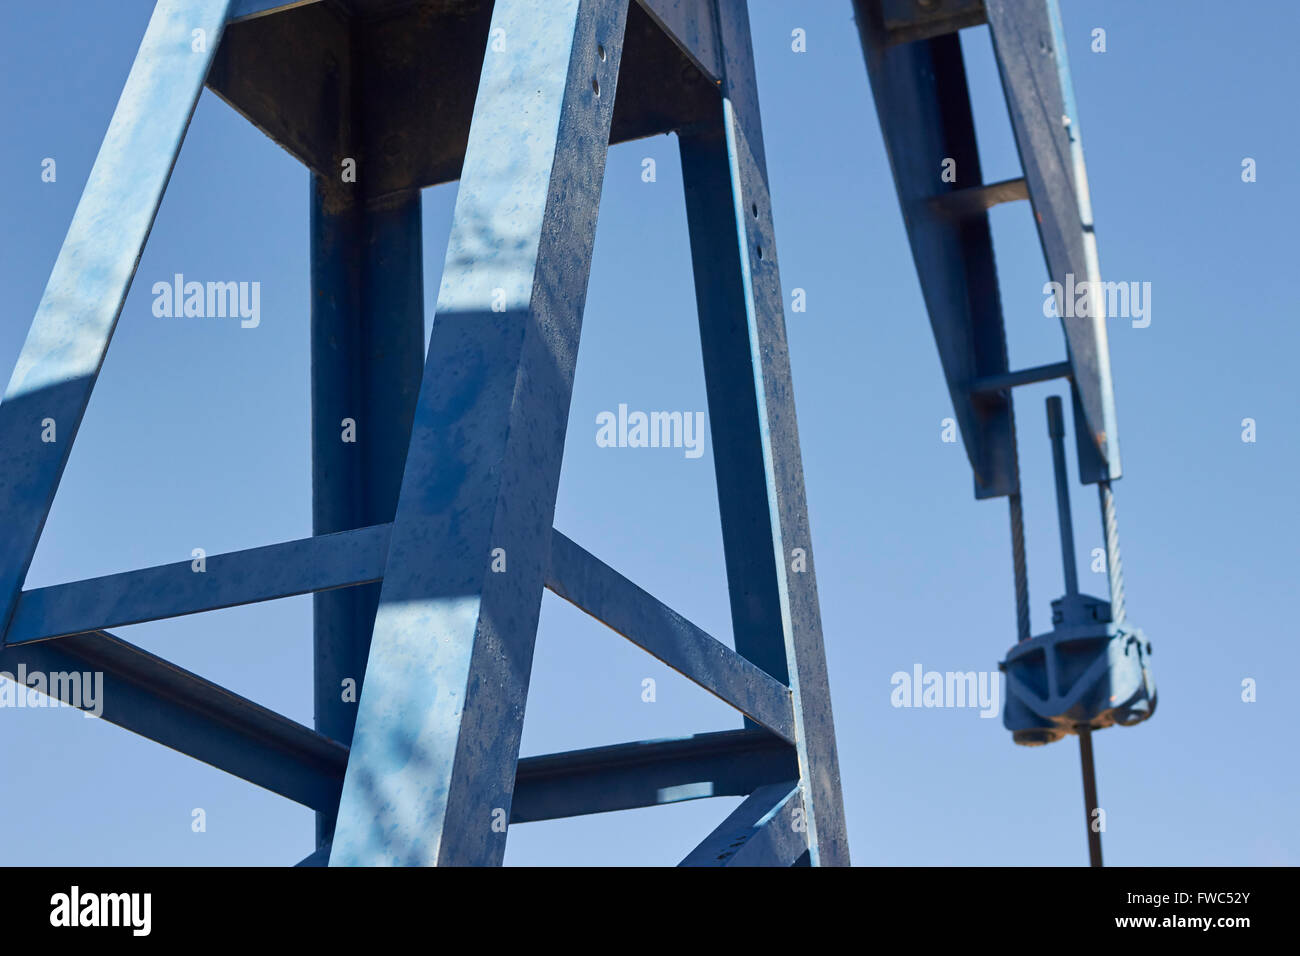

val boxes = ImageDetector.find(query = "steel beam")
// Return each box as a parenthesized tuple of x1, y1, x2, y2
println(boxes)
(0, 630, 346, 811)
(930, 176, 1029, 219)
(309, 178, 425, 854)
(511, 729, 797, 823)
(212, 1, 718, 193)
(328, 0, 630, 867)
(970, 360, 1072, 396)
(1, 623, 793, 828)
(0, 0, 233, 637)
(5, 525, 390, 646)
(679, 127, 786, 694)
(984, 0, 1121, 479)
(547, 532, 796, 742)
(207, 0, 351, 180)
(676, 0, 849, 865)
(678, 781, 807, 866)
(229, 0, 720, 81)
(853, 0, 1019, 501)
(303, 730, 794, 859)
(2, 0, 849, 869)
(10, 521, 799, 753)
(879, 0, 986, 46)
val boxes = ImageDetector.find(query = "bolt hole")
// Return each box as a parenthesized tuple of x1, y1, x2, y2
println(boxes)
(592, 76, 600, 97)
(751, 202, 758, 218)
(756, 245, 763, 260)
(598, 43, 606, 61)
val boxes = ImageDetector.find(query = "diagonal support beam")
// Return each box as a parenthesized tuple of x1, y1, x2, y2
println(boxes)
(678, 781, 807, 866)
(676, 0, 849, 865)
(2, 621, 792, 829)
(328, 0, 631, 867)
(6, 525, 390, 646)
(0, 629, 347, 811)
(547, 531, 795, 742)
(0, 0, 234, 636)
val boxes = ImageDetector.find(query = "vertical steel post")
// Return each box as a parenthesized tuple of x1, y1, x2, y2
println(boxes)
(310, 179, 424, 847)
(679, 129, 786, 690)
(675, 0, 849, 866)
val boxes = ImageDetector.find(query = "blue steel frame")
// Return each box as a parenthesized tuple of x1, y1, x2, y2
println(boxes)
(0, 0, 848, 867)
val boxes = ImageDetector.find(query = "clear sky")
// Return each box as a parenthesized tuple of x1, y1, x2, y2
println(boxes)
(0, 0, 1295, 866)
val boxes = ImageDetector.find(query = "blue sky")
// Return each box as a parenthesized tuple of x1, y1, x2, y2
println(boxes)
(0, 0, 1295, 866)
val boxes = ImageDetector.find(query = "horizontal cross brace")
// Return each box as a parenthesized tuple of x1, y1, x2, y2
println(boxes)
(5, 530, 796, 816)
(6, 525, 390, 646)
(3, 624, 797, 825)
(0, 629, 348, 811)
(9, 526, 792, 743)
(511, 728, 797, 823)
(546, 531, 796, 743)
(299, 729, 793, 863)
(930, 176, 1029, 219)
(971, 359, 1072, 395)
